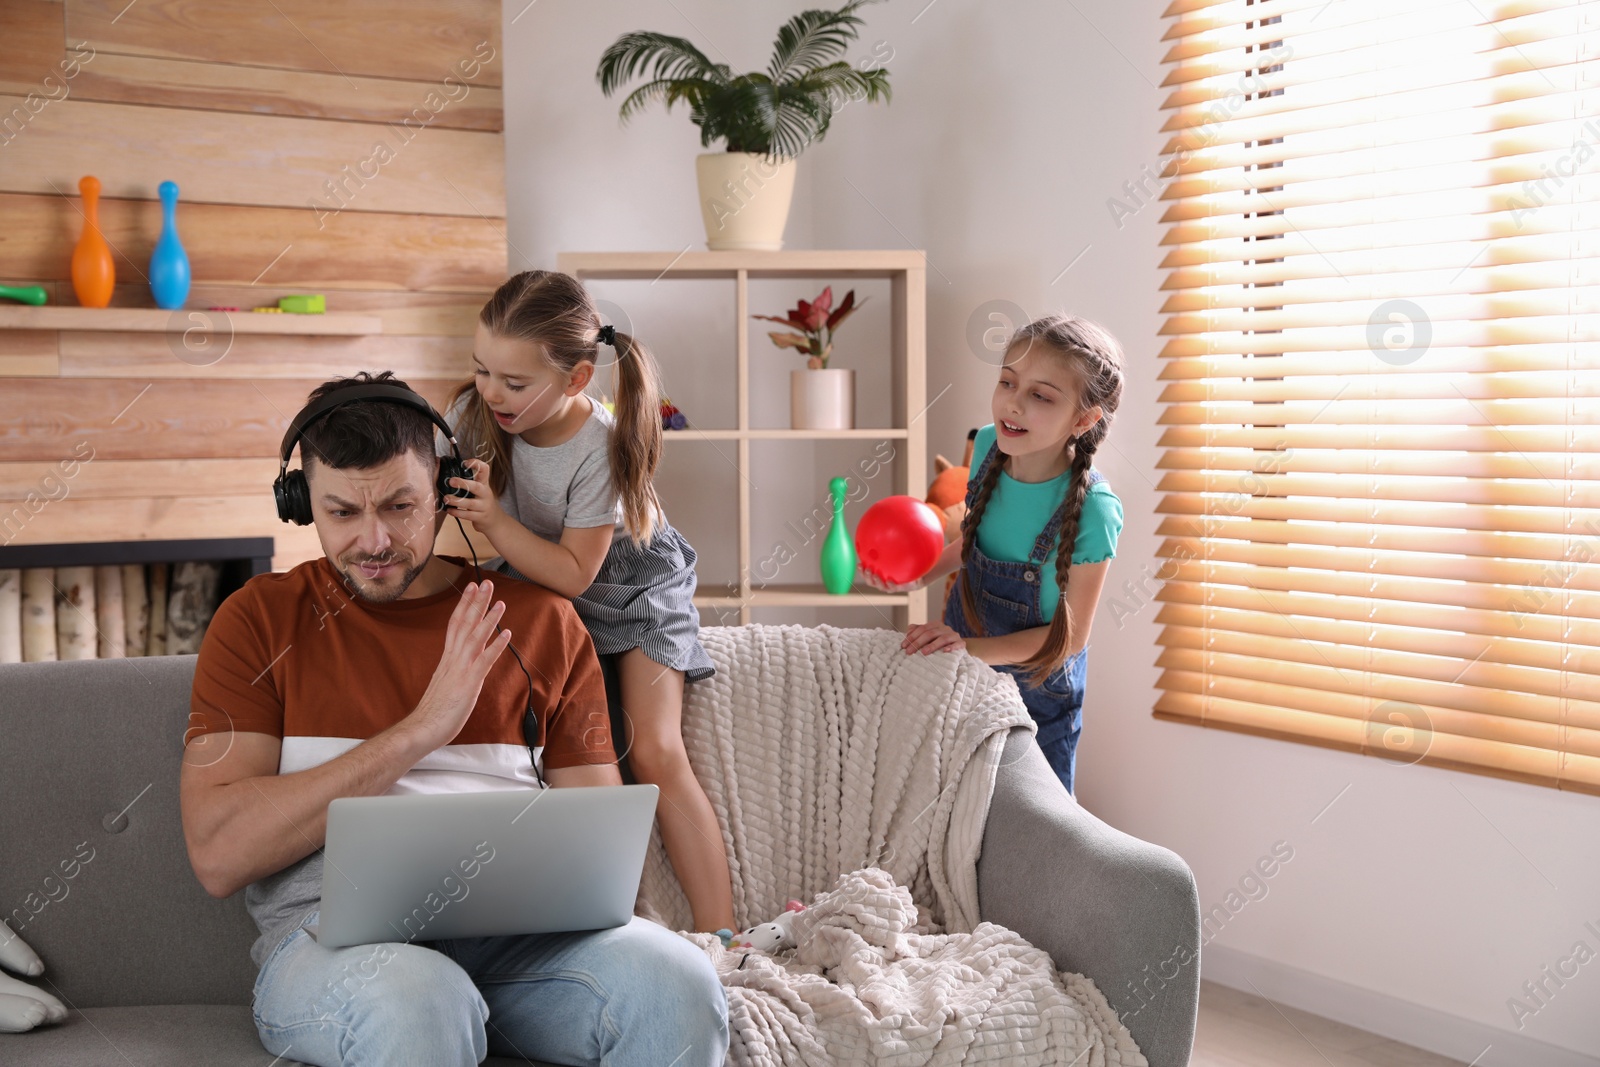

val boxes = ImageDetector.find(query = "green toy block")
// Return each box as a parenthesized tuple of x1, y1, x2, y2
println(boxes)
(0, 284, 48, 305)
(278, 294, 326, 314)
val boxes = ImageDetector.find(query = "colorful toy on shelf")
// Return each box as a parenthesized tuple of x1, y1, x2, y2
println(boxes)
(855, 494, 945, 587)
(660, 397, 687, 430)
(250, 306, 284, 313)
(0, 285, 48, 305)
(149, 181, 190, 310)
(278, 293, 325, 314)
(821, 476, 856, 594)
(206, 306, 240, 312)
(925, 428, 976, 533)
(71, 176, 115, 308)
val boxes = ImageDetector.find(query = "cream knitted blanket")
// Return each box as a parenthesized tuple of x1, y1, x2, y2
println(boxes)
(634, 624, 1145, 1067)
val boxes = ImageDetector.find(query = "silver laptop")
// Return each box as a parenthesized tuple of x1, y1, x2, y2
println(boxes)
(312, 784, 659, 949)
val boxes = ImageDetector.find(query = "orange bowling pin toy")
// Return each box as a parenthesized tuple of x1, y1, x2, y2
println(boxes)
(71, 175, 115, 308)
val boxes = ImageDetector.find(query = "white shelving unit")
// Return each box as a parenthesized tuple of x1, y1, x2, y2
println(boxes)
(558, 250, 928, 627)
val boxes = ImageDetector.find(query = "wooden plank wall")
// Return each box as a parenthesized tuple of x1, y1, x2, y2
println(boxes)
(0, 0, 507, 570)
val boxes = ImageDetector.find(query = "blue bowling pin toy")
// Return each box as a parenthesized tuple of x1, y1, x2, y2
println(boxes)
(149, 180, 191, 310)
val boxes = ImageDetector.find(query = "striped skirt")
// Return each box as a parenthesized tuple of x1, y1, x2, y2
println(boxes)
(491, 520, 716, 682)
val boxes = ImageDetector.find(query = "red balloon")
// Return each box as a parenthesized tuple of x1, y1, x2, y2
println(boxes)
(855, 495, 946, 586)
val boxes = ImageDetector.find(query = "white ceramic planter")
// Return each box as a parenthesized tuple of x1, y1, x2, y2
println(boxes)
(791, 368, 855, 430)
(696, 151, 797, 251)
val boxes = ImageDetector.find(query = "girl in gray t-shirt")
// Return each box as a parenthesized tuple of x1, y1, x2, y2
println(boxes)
(439, 270, 734, 936)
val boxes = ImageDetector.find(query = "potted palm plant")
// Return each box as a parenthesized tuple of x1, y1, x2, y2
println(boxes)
(597, 0, 891, 251)
(756, 285, 864, 429)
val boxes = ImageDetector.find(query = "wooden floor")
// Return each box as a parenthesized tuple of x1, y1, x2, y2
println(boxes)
(1192, 981, 1469, 1067)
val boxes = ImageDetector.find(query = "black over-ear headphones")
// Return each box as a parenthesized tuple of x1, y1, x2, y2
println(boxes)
(273, 382, 473, 526)
(271, 381, 547, 787)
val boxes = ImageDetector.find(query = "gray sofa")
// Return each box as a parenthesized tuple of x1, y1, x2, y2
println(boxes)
(0, 652, 1199, 1067)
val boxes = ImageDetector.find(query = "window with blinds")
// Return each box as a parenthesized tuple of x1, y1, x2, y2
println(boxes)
(1153, 0, 1598, 792)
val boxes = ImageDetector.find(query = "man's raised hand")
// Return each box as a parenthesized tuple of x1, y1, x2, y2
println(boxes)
(408, 579, 512, 747)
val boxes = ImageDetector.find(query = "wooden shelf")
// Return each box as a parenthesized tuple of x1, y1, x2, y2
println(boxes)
(559, 249, 925, 280)
(663, 428, 910, 441)
(695, 584, 911, 609)
(562, 249, 927, 628)
(0, 306, 384, 335)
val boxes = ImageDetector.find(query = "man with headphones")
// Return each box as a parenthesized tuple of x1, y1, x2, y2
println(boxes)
(179, 372, 728, 1067)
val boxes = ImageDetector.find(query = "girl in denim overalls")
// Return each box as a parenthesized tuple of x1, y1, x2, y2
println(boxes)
(863, 314, 1125, 795)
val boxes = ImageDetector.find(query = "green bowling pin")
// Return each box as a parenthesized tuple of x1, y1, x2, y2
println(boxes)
(820, 476, 856, 594)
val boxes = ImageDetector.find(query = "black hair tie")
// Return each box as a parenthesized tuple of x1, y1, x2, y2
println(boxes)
(597, 324, 616, 347)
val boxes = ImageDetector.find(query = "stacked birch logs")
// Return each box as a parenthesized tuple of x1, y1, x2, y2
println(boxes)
(0, 562, 222, 663)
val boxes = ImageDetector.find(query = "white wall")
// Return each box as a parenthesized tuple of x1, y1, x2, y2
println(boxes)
(503, 2, 1600, 1062)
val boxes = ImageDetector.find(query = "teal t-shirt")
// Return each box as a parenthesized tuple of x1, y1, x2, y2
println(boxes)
(968, 423, 1124, 623)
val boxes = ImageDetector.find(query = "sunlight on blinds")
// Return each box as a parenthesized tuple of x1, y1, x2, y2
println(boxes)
(1154, 0, 1599, 791)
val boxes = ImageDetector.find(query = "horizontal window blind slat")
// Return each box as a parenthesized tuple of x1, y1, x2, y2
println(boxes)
(1165, 87, 1600, 171)
(1158, 397, 1599, 423)
(1154, 514, 1596, 566)
(1159, 556, 1600, 619)
(1155, 578, 1600, 648)
(1164, 0, 1575, 39)
(1162, 52, 1589, 133)
(1155, 603, 1600, 674)
(1156, 535, 1600, 592)
(1159, 329, 1600, 356)
(1156, 468, 1600, 508)
(1166, 0, 1573, 60)
(1160, 199, 1600, 247)
(1164, 0, 1421, 41)
(1161, 2, 1588, 88)
(1161, 214, 1600, 264)
(1152, 633, 1600, 710)
(1159, 350, 1596, 378)
(1157, 373, 1600, 405)
(1155, 649, 1600, 735)
(1165, 122, 1599, 208)
(1154, 691, 1593, 792)
(1161, 29, 1576, 110)
(1161, 155, 1600, 223)
(1157, 492, 1599, 536)
(1158, 423, 1600, 451)
(1156, 446, 1600, 480)
(1162, 254, 1598, 292)
(1162, 269, 1600, 310)
(1155, 671, 1593, 760)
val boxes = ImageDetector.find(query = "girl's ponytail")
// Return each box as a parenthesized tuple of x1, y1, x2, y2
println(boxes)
(607, 329, 664, 545)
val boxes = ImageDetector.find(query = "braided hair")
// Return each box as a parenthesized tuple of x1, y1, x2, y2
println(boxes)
(956, 314, 1125, 688)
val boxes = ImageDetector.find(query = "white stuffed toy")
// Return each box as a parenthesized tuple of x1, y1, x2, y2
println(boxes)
(0, 928, 66, 1033)
(727, 900, 807, 953)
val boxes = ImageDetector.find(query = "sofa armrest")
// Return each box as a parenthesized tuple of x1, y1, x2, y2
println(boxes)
(977, 728, 1200, 1067)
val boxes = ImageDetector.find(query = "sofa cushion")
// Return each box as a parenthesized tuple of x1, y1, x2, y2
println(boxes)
(0, 656, 261, 1008)
(2, 1005, 556, 1066)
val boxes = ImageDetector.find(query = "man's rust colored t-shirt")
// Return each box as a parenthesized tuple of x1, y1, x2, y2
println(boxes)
(188, 554, 617, 968)
(189, 554, 616, 791)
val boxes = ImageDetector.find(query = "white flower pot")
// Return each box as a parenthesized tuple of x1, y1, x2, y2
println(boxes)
(696, 151, 797, 251)
(791, 369, 854, 430)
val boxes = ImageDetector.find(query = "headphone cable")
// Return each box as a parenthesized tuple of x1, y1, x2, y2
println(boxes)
(450, 510, 545, 790)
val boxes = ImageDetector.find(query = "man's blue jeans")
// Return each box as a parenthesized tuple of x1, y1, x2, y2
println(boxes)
(252, 911, 729, 1066)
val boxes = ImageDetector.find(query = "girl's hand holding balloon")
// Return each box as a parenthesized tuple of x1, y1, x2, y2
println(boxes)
(445, 458, 510, 534)
(901, 621, 966, 656)
(857, 564, 925, 594)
